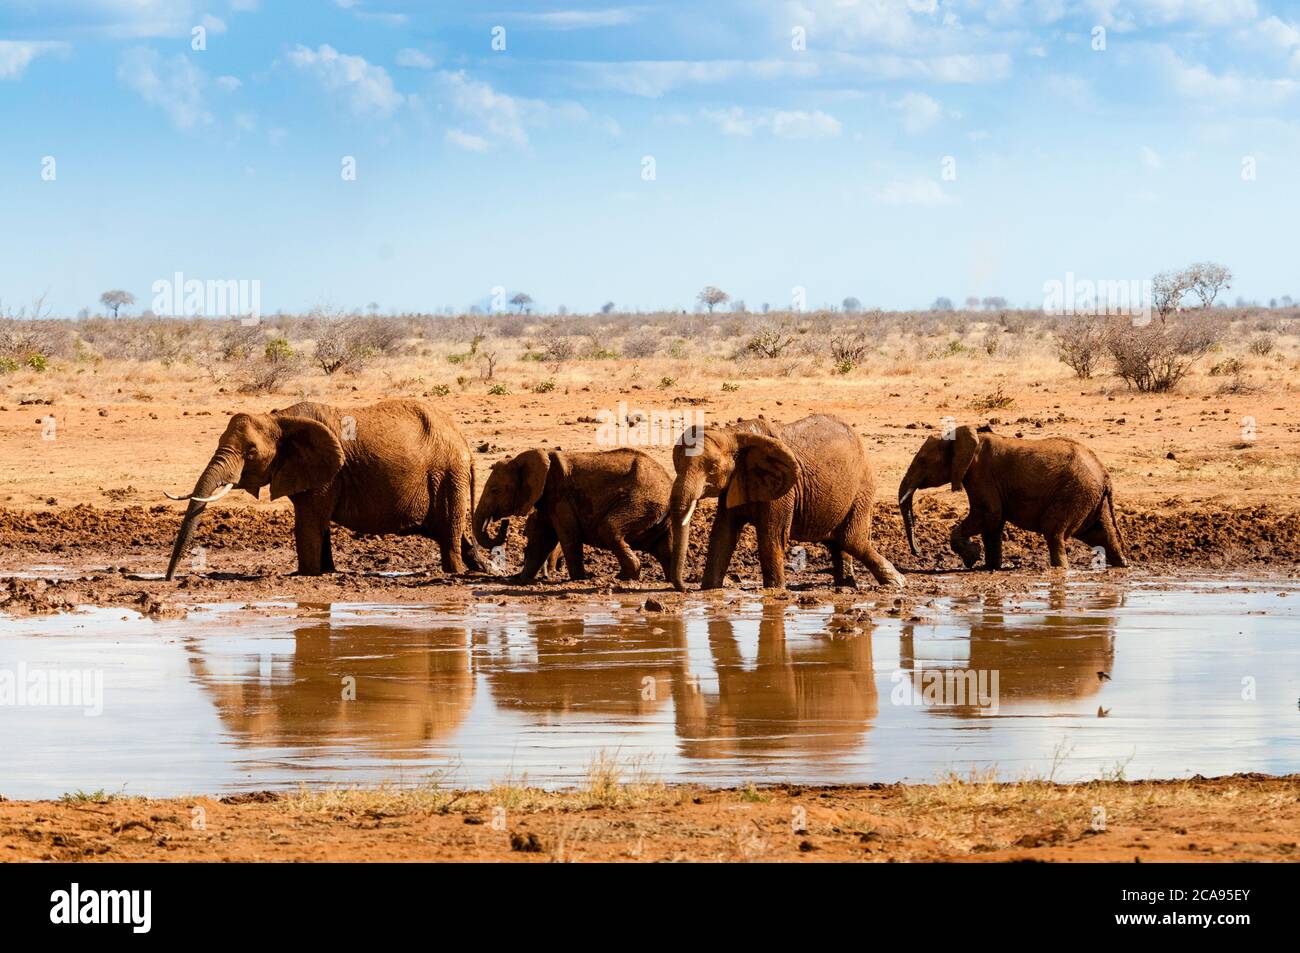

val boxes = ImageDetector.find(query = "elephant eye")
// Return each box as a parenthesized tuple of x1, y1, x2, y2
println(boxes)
(246, 447, 258, 459)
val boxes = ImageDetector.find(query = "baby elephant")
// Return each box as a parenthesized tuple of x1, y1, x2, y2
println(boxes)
(899, 426, 1127, 570)
(473, 448, 674, 583)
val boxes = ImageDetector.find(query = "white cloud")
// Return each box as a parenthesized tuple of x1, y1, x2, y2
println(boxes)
(700, 107, 841, 139)
(514, 8, 642, 29)
(435, 69, 591, 149)
(872, 177, 953, 206)
(1159, 47, 1297, 105)
(572, 59, 819, 98)
(1140, 145, 1163, 170)
(445, 128, 489, 152)
(287, 44, 405, 118)
(786, 0, 932, 50)
(395, 48, 434, 69)
(1090, 0, 1258, 30)
(117, 47, 212, 130)
(892, 91, 942, 133)
(833, 52, 1011, 84)
(216, 74, 241, 91)
(199, 13, 227, 34)
(771, 109, 841, 138)
(0, 41, 70, 80)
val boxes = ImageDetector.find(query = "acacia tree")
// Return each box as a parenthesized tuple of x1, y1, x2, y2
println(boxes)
(1152, 269, 1191, 319)
(697, 286, 729, 313)
(509, 292, 533, 314)
(100, 290, 134, 317)
(842, 296, 861, 313)
(1185, 262, 1232, 309)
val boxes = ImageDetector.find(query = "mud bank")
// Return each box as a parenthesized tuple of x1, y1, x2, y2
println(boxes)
(3, 774, 1295, 863)
(2, 498, 1298, 581)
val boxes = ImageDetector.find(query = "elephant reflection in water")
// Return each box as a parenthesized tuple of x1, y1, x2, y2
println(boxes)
(187, 610, 475, 756)
(674, 603, 876, 759)
(898, 581, 1120, 716)
(484, 603, 876, 761)
(486, 614, 685, 718)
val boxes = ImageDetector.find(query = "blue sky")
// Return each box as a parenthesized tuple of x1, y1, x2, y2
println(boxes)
(1, 0, 1298, 316)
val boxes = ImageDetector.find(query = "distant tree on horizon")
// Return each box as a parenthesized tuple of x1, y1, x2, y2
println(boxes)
(697, 286, 729, 313)
(931, 296, 954, 311)
(509, 292, 533, 314)
(100, 289, 134, 317)
(601, 301, 616, 314)
(842, 296, 861, 313)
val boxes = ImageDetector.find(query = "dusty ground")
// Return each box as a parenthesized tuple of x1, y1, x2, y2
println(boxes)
(2, 774, 1295, 863)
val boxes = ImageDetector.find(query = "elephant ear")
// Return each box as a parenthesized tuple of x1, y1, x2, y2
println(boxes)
(511, 449, 551, 516)
(950, 426, 980, 493)
(269, 416, 346, 500)
(725, 432, 799, 508)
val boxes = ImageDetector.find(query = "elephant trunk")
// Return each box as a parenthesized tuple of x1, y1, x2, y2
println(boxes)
(668, 470, 705, 592)
(165, 452, 239, 581)
(473, 500, 508, 552)
(898, 470, 922, 559)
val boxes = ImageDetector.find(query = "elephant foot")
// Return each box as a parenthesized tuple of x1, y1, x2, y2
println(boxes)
(955, 543, 981, 569)
(835, 575, 858, 590)
(506, 572, 539, 585)
(882, 568, 906, 589)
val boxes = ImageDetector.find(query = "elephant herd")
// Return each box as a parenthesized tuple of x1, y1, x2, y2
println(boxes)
(163, 398, 1127, 588)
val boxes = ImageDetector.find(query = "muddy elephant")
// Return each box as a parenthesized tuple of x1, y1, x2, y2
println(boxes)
(474, 447, 674, 583)
(164, 399, 484, 579)
(668, 414, 904, 591)
(898, 425, 1127, 570)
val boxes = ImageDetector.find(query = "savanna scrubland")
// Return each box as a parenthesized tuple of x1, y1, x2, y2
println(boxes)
(1, 304, 1298, 591)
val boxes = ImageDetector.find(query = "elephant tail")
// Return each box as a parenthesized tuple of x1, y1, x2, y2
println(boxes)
(1104, 480, 1126, 550)
(461, 460, 487, 572)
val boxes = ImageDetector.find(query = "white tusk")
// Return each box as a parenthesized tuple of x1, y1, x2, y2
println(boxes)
(679, 499, 697, 527)
(899, 489, 914, 505)
(190, 483, 235, 503)
(164, 491, 192, 501)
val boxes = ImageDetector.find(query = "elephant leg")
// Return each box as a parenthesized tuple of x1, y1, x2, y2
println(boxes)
(950, 512, 985, 569)
(701, 510, 744, 590)
(838, 502, 903, 588)
(558, 532, 588, 581)
(1046, 532, 1069, 569)
(982, 522, 1004, 570)
(439, 471, 471, 575)
(611, 536, 642, 581)
(321, 525, 336, 573)
(513, 514, 558, 583)
(828, 542, 857, 588)
(544, 546, 562, 578)
(650, 533, 674, 583)
(755, 511, 789, 590)
(291, 509, 326, 576)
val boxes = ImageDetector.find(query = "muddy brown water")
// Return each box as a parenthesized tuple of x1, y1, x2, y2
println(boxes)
(1, 577, 1297, 798)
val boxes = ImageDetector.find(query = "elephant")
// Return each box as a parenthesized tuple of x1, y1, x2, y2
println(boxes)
(163, 399, 484, 579)
(473, 447, 674, 583)
(668, 414, 905, 591)
(898, 425, 1127, 570)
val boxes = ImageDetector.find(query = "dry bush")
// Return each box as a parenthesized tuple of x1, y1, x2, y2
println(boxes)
(743, 321, 797, 359)
(0, 319, 75, 362)
(314, 315, 402, 374)
(622, 329, 660, 359)
(1054, 316, 1108, 379)
(1105, 314, 1225, 392)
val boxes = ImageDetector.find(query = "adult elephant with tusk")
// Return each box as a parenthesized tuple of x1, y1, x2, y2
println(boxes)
(163, 399, 485, 580)
(898, 425, 1127, 570)
(668, 414, 905, 592)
